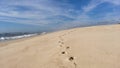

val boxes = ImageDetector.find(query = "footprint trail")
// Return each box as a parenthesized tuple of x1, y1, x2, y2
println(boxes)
(57, 29, 77, 68)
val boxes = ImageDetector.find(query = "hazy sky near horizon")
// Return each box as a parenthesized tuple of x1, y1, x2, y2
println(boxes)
(0, 0, 120, 33)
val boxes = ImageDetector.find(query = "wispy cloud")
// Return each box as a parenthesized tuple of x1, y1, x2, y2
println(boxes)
(82, 0, 103, 13)
(104, 0, 120, 5)
(82, 0, 120, 13)
(75, 0, 120, 25)
(0, 0, 78, 26)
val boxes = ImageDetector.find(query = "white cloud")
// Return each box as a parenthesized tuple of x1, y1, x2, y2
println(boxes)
(0, 0, 78, 25)
(82, 0, 104, 13)
(104, 0, 120, 5)
(59, 0, 120, 29)
(82, 0, 120, 13)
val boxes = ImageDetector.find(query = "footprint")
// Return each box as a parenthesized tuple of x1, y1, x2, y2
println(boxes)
(69, 57, 77, 68)
(59, 45, 62, 47)
(58, 41, 64, 44)
(69, 57, 74, 61)
(62, 34, 66, 36)
(61, 51, 66, 54)
(59, 36, 62, 38)
(74, 62, 77, 68)
(61, 42, 64, 44)
(60, 41, 64, 44)
(58, 41, 61, 43)
(66, 46, 70, 49)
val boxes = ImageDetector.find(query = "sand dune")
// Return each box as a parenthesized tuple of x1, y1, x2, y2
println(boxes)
(0, 24, 120, 68)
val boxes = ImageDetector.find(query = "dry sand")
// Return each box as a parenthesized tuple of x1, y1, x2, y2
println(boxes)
(0, 24, 120, 68)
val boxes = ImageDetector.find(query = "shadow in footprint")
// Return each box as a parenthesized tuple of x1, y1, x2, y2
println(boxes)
(69, 57, 74, 61)
(61, 51, 66, 54)
(59, 45, 62, 47)
(61, 42, 64, 44)
(69, 56, 77, 68)
(66, 46, 70, 49)
(58, 41, 61, 43)
(58, 41, 64, 44)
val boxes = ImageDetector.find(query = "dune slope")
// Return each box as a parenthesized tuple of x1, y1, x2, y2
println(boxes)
(0, 24, 120, 68)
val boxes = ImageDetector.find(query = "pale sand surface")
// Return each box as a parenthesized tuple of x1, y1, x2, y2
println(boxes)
(0, 24, 120, 68)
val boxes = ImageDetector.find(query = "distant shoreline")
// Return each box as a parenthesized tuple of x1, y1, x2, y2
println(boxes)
(0, 34, 43, 48)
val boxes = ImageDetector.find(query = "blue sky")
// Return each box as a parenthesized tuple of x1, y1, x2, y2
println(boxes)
(0, 0, 120, 33)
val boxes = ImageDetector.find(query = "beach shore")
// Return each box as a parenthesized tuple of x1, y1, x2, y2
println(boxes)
(0, 24, 120, 68)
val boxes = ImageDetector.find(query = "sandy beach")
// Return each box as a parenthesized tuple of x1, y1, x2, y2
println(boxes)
(0, 24, 120, 68)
